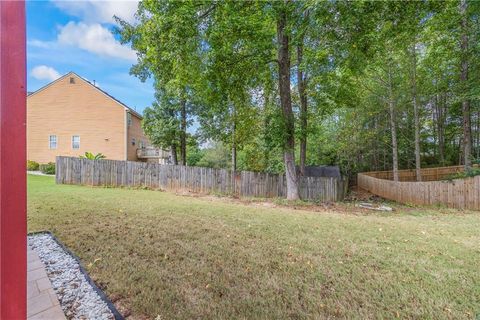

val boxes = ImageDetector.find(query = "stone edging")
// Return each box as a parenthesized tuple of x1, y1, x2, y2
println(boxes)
(28, 231, 124, 320)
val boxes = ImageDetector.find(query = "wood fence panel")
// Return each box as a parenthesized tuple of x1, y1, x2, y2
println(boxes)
(366, 164, 478, 182)
(56, 156, 346, 202)
(358, 168, 480, 210)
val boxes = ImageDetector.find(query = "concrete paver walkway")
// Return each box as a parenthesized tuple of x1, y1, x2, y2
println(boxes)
(27, 246, 66, 320)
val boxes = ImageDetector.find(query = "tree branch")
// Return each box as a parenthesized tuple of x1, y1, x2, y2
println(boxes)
(198, 4, 217, 20)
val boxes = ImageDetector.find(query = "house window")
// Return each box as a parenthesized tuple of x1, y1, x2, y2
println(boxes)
(69, 77, 75, 84)
(131, 138, 136, 146)
(127, 113, 132, 126)
(49, 135, 57, 149)
(139, 140, 144, 149)
(72, 135, 80, 149)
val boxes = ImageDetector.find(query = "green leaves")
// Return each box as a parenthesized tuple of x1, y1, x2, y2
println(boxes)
(142, 91, 182, 150)
(115, 0, 480, 176)
(80, 152, 106, 160)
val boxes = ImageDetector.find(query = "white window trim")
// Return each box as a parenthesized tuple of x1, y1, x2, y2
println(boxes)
(72, 135, 80, 149)
(49, 135, 57, 149)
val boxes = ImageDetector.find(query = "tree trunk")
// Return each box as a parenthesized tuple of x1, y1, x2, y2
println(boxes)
(411, 44, 421, 181)
(180, 97, 187, 166)
(440, 93, 447, 164)
(460, 0, 472, 170)
(388, 63, 399, 182)
(231, 120, 237, 172)
(170, 144, 178, 165)
(297, 41, 308, 177)
(373, 117, 379, 170)
(476, 110, 480, 158)
(263, 92, 271, 170)
(435, 90, 446, 164)
(277, 7, 299, 200)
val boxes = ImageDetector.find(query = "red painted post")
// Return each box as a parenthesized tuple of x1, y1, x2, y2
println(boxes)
(0, 1, 26, 319)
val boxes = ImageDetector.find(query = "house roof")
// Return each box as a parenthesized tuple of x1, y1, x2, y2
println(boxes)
(28, 71, 143, 119)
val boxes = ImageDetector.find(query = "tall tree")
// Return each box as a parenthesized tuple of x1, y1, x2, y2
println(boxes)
(197, 1, 302, 198)
(142, 90, 182, 165)
(408, 5, 423, 181)
(277, 2, 300, 200)
(387, 58, 400, 181)
(410, 43, 422, 180)
(295, 8, 310, 176)
(196, 1, 267, 172)
(460, 0, 472, 170)
(115, 0, 206, 165)
(297, 39, 308, 176)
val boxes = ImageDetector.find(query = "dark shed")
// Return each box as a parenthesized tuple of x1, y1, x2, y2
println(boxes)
(297, 166, 341, 178)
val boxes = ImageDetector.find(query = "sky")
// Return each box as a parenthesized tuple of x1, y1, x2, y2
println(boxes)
(27, 0, 154, 114)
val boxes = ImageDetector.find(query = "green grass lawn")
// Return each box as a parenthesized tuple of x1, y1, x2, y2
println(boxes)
(28, 175, 480, 319)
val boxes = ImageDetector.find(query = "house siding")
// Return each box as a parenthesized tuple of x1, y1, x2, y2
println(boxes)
(127, 113, 150, 161)
(27, 74, 128, 163)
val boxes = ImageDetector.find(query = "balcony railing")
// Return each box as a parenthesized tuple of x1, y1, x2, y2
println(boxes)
(137, 147, 169, 159)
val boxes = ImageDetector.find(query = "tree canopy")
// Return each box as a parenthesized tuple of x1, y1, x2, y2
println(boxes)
(116, 0, 480, 197)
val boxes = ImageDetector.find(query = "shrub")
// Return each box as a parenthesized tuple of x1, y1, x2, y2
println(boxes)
(80, 152, 106, 160)
(27, 160, 40, 171)
(445, 167, 480, 180)
(40, 162, 55, 175)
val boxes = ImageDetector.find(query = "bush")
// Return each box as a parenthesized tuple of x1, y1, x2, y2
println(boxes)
(40, 162, 55, 175)
(80, 152, 106, 160)
(27, 160, 40, 171)
(445, 167, 480, 180)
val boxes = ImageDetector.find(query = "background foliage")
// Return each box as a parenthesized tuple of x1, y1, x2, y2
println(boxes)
(116, 0, 480, 180)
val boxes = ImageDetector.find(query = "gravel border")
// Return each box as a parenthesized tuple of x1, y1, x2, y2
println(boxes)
(27, 171, 54, 176)
(28, 232, 123, 320)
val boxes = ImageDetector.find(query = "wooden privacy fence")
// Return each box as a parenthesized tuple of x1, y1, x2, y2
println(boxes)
(56, 156, 347, 201)
(365, 164, 478, 182)
(358, 167, 480, 210)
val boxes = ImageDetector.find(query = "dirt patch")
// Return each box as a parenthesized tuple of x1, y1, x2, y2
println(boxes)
(175, 186, 469, 216)
(177, 188, 402, 216)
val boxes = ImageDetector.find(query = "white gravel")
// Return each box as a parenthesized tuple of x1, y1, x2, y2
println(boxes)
(28, 233, 115, 320)
(27, 171, 54, 176)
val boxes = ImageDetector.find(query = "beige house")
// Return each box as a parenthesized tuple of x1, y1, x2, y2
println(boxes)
(27, 71, 166, 164)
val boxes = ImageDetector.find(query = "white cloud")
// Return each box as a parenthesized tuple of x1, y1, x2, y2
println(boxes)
(27, 39, 52, 49)
(31, 65, 61, 81)
(52, 0, 139, 24)
(58, 21, 136, 62)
